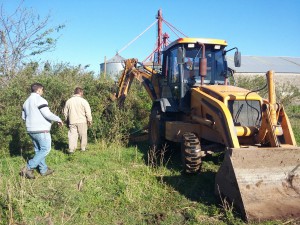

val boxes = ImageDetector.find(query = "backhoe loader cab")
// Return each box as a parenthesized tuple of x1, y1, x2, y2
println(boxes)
(159, 38, 240, 113)
(115, 37, 300, 222)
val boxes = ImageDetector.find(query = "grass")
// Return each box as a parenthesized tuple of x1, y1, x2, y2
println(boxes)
(1, 106, 300, 225)
(1, 140, 299, 225)
(0, 141, 223, 225)
(288, 105, 300, 144)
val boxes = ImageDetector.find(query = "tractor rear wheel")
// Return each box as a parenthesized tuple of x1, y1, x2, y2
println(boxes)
(181, 132, 202, 173)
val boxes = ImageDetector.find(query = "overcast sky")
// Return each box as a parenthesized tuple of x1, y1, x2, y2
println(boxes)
(2, 0, 300, 74)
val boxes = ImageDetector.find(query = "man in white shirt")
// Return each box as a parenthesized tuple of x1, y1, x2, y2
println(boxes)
(21, 83, 63, 179)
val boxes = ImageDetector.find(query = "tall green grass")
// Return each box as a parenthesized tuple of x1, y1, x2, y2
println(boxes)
(1, 139, 299, 224)
(288, 105, 300, 144)
(0, 142, 222, 225)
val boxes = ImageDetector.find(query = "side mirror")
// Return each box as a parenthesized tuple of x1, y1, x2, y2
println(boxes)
(234, 50, 241, 67)
(177, 47, 185, 64)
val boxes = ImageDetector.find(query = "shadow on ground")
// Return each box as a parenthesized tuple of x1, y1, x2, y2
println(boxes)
(160, 171, 217, 204)
(129, 140, 224, 205)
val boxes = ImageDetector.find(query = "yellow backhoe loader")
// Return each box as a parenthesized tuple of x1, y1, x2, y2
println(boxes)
(115, 37, 300, 222)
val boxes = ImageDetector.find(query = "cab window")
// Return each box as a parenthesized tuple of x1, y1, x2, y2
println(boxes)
(168, 48, 179, 84)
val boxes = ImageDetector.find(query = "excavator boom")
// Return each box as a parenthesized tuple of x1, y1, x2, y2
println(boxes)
(116, 58, 159, 107)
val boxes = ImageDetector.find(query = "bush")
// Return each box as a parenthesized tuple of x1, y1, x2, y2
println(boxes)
(0, 63, 151, 155)
(236, 75, 300, 105)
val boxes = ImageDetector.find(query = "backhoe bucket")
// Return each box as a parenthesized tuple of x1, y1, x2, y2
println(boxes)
(215, 147, 300, 222)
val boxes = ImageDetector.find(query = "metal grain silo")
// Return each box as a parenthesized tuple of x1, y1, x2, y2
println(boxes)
(100, 54, 125, 80)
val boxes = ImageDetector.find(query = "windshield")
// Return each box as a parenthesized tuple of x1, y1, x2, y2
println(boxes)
(183, 45, 227, 85)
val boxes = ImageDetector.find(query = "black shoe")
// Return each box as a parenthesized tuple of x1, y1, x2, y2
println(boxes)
(20, 167, 35, 179)
(41, 168, 54, 176)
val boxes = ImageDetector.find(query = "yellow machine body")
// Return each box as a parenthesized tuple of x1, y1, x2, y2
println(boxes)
(115, 38, 300, 221)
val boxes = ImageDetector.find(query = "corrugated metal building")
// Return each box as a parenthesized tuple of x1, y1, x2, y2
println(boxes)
(227, 56, 300, 74)
(227, 56, 300, 87)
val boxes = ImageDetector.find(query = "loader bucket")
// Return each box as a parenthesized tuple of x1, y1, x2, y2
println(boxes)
(215, 147, 300, 222)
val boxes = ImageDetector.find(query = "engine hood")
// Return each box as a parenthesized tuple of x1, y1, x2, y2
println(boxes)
(196, 85, 262, 102)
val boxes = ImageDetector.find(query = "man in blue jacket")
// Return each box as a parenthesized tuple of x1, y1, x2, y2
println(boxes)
(21, 83, 63, 179)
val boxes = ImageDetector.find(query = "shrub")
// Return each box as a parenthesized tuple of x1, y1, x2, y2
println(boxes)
(236, 75, 300, 105)
(0, 63, 151, 155)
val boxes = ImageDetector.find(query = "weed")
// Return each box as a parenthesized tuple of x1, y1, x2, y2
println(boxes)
(147, 144, 170, 169)
(216, 185, 239, 225)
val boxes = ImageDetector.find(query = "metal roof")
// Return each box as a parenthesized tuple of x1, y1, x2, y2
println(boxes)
(105, 54, 125, 63)
(227, 56, 300, 73)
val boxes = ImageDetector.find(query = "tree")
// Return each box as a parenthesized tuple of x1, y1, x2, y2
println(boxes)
(0, 1, 64, 85)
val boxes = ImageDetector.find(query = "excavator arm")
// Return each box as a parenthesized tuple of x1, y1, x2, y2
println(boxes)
(116, 58, 160, 107)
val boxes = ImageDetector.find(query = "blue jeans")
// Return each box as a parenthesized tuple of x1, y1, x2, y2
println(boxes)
(27, 132, 51, 174)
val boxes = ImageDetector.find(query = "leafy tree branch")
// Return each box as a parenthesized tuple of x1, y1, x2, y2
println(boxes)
(0, 1, 64, 85)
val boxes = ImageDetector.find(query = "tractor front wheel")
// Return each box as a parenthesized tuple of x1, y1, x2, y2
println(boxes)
(181, 132, 202, 173)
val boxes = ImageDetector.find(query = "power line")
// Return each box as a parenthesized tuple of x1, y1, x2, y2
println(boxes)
(117, 20, 158, 55)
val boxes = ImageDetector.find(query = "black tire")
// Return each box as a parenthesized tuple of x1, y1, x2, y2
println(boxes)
(148, 105, 165, 150)
(181, 132, 202, 173)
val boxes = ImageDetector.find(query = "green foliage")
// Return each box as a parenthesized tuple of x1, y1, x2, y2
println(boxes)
(275, 81, 300, 105)
(236, 75, 300, 105)
(0, 2, 65, 78)
(235, 75, 269, 98)
(127, 80, 152, 130)
(0, 63, 150, 154)
(0, 142, 294, 225)
(286, 105, 300, 145)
